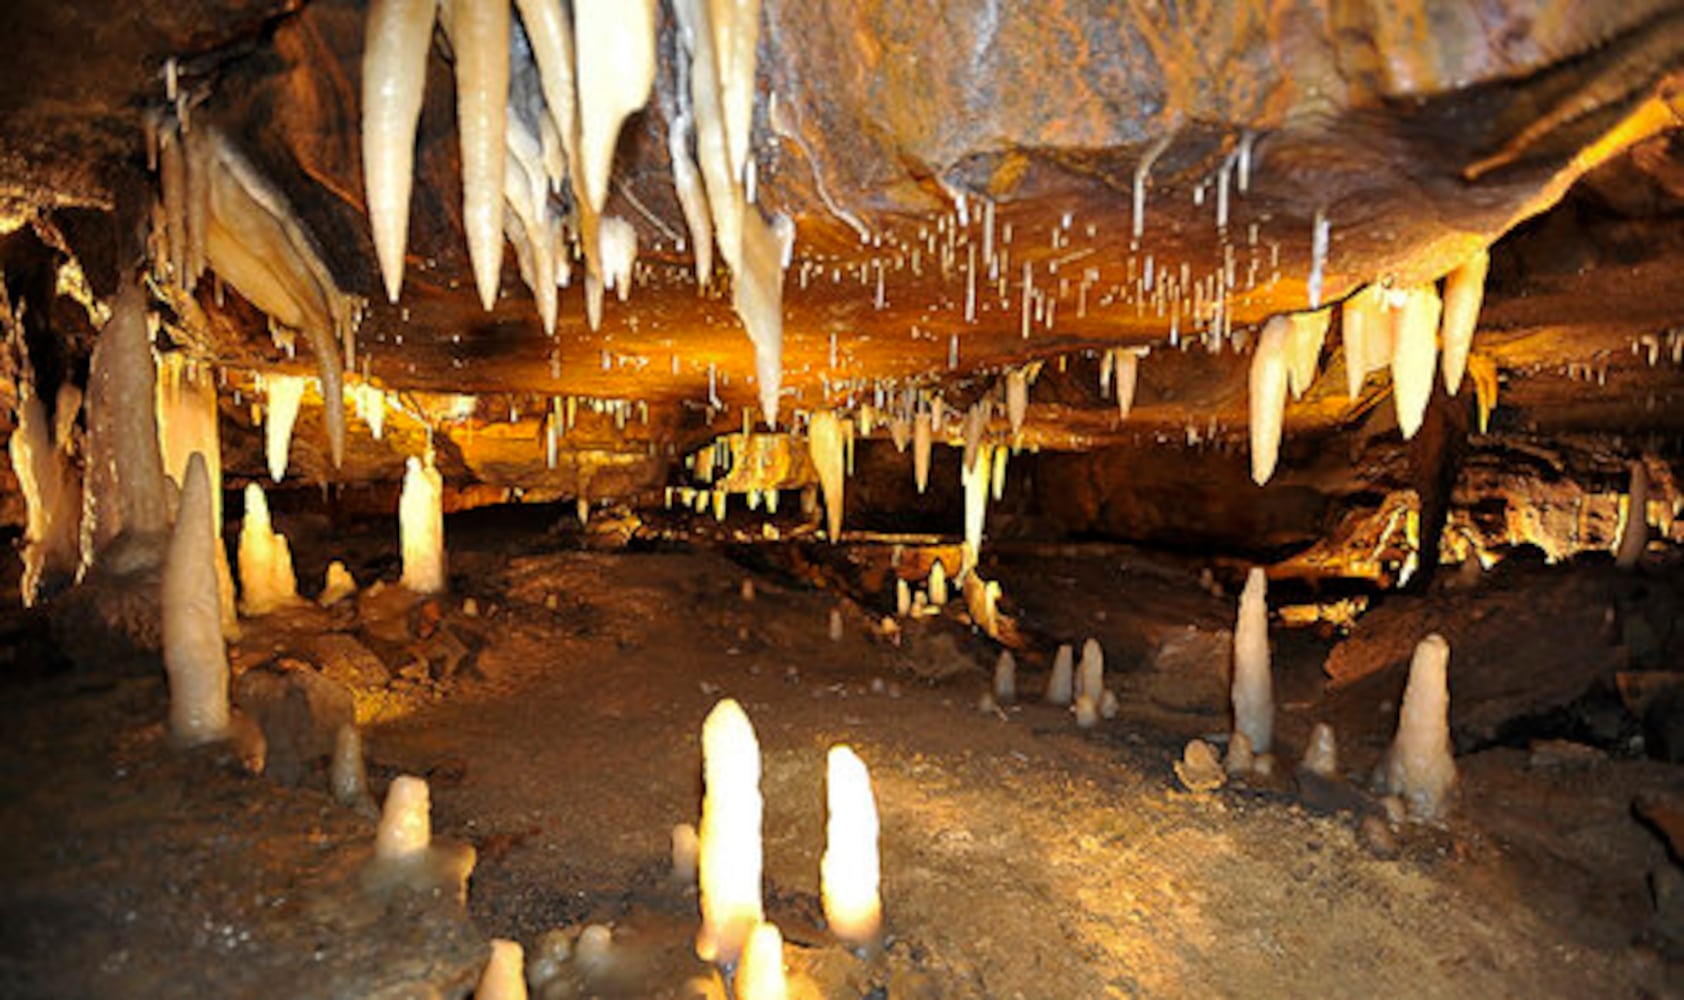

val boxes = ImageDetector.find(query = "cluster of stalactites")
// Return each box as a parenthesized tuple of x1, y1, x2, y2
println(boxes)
(361, 0, 790, 426)
(151, 111, 353, 470)
(1248, 250, 1491, 485)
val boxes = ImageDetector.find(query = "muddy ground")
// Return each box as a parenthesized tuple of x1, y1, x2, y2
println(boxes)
(1, 512, 1681, 999)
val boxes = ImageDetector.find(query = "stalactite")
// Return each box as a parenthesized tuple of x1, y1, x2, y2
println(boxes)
(361, 0, 435, 302)
(1439, 249, 1489, 396)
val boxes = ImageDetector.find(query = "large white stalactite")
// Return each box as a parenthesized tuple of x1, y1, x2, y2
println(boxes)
(451, 0, 512, 311)
(1388, 285, 1442, 440)
(1248, 315, 1289, 486)
(361, 0, 435, 302)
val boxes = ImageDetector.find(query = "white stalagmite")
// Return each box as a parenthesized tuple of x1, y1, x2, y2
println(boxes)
(598, 215, 638, 302)
(237, 482, 300, 616)
(1439, 249, 1488, 396)
(808, 410, 845, 542)
(1077, 637, 1104, 703)
(375, 774, 433, 862)
(1006, 368, 1028, 436)
(696, 698, 765, 967)
(361, 0, 436, 302)
(912, 410, 932, 493)
(574, 0, 657, 217)
(1047, 644, 1075, 706)
(161, 453, 231, 745)
(1388, 285, 1442, 440)
(1284, 310, 1331, 400)
(264, 374, 307, 483)
(961, 442, 992, 577)
(821, 745, 882, 949)
(83, 282, 171, 560)
(1248, 313, 1290, 486)
(736, 209, 787, 427)
(1115, 349, 1139, 420)
(895, 578, 911, 616)
(1301, 722, 1339, 778)
(736, 923, 788, 1000)
(399, 455, 447, 593)
(927, 560, 948, 607)
(1232, 567, 1274, 754)
(477, 939, 528, 1000)
(1340, 285, 1388, 399)
(993, 650, 1017, 702)
(451, 0, 511, 310)
(1382, 634, 1457, 821)
(1616, 460, 1650, 570)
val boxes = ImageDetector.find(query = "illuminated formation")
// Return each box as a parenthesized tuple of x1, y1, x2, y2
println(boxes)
(475, 939, 527, 1000)
(83, 282, 170, 565)
(821, 745, 883, 950)
(236, 482, 299, 616)
(399, 454, 447, 594)
(161, 452, 230, 745)
(1381, 634, 1458, 821)
(735, 922, 789, 1000)
(696, 698, 764, 968)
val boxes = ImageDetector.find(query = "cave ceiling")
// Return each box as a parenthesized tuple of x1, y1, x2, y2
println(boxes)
(1, 0, 1683, 493)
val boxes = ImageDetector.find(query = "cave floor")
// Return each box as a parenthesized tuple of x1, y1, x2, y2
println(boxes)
(1, 533, 1681, 999)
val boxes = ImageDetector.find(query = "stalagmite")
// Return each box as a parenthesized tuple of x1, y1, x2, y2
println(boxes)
(672, 823, 701, 885)
(927, 560, 948, 607)
(1077, 637, 1104, 703)
(1300, 722, 1339, 778)
(1006, 368, 1028, 435)
(736, 923, 788, 1000)
(1616, 460, 1650, 570)
(1074, 694, 1099, 729)
(1047, 644, 1075, 706)
(895, 578, 911, 617)
(399, 455, 447, 593)
(1248, 313, 1289, 486)
(83, 282, 170, 561)
(1284, 310, 1331, 400)
(821, 745, 882, 949)
(574, 0, 657, 217)
(1232, 568, 1274, 754)
(961, 442, 992, 576)
(1381, 634, 1458, 821)
(912, 410, 932, 493)
(696, 698, 765, 967)
(1388, 285, 1442, 440)
(263, 374, 306, 483)
(451, 0, 511, 310)
(994, 650, 1016, 702)
(331, 724, 374, 813)
(1115, 349, 1139, 420)
(161, 453, 230, 745)
(475, 940, 527, 1000)
(1439, 249, 1488, 395)
(374, 774, 432, 862)
(320, 560, 358, 605)
(990, 444, 1008, 502)
(808, 411, 845, 542)
(361, 0, 435, 302)
(237, 483, 299, 616)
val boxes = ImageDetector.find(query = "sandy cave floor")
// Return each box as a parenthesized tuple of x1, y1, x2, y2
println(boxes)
(1, 522, 1682, 999)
